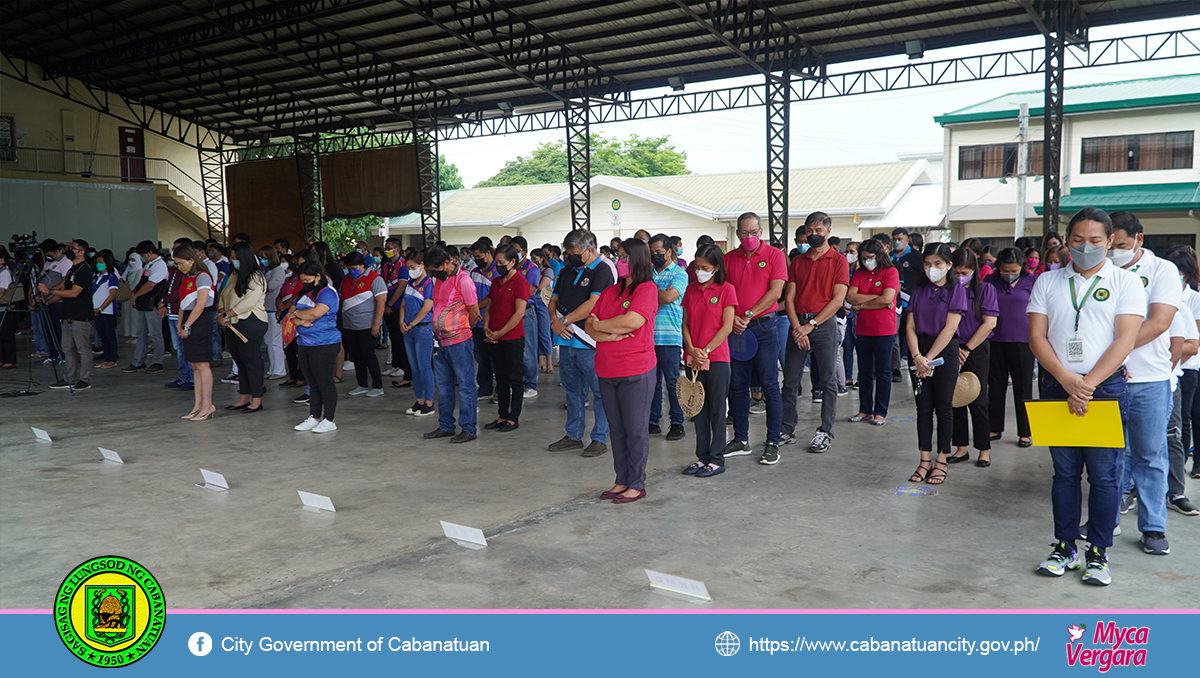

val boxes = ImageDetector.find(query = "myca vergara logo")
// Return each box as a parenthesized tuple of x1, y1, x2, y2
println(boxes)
(55, 556, 166, 668)
(1066, 621, 1148, 672)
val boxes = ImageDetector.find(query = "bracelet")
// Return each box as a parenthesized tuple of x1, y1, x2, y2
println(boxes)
(962, 345, 973, 353)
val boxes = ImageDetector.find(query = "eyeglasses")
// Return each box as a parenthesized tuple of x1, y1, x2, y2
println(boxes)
(736, 229, 761, 238)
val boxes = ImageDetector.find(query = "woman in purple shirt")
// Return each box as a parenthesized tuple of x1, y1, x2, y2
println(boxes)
(984, 247, 1037, 450)
(948, 248, 999, 467)
(905, 243, 969, 485)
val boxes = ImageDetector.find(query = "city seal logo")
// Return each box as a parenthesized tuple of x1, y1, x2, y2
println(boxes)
(1093, 288, 1110, 302)
(757, 261, 767, 269)
(622, 300, 631, 309)
(709, 296, 719, 304)
(1140, 276, 1149, 288)
(55, 556, 165, 668)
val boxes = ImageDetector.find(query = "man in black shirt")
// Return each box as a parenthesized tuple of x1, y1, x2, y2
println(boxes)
(38, 238, 94, 389)
(889, 227, 925, 381)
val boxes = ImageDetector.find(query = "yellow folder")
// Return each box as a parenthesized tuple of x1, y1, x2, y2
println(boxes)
(1025, 400, 1125, 448)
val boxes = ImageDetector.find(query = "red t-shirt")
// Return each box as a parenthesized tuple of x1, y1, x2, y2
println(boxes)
(849, 266, 901, 336)
(682, 281, 739, 363)
(724, 244, 787, 318)
(592, 281, 658, 378)
(486, 272, 531, 341)
(788, 247, 850, 314)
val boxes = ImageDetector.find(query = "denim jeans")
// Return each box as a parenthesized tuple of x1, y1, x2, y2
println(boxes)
(1042, 371, 1130, 549)
(559, 345, 608, 443)
(731, 316, 782, 445)
(403, 323, 435, 401)
(166, 315, 194, 383)
(773, 314, 789, 372)
(650, 344, 684, 428)
(32, 307, 49, 355)
(522, 304, 538, 390)
(1120, 380, 1171, 534)
(532, 296, 552, 356)
(95, 313, 119, 364)
(842, 313, 856, 383)
(855, 334, 895, 417)
(210, 309, 222, 360)
(434, 338, 477, 435)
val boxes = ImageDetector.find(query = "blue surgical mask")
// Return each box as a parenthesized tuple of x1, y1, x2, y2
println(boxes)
(798, 243, 811, 254)
(260, 258, 269, 267)
(675, 245, 683, 256)
(232, 259, 241, 270)
(349, 268, 363, 278)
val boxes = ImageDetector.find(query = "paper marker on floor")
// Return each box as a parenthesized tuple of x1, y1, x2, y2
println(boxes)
(645, 569, 711, 602)
(297, 490, 335, 513)
(32, 427, 52, 443)
(440, 521, 488, 550)
(196, 469, 229, 492)
(98, 447, 124, 464)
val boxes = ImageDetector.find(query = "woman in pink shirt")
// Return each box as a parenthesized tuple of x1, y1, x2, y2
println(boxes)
(586, 238, 659, 504)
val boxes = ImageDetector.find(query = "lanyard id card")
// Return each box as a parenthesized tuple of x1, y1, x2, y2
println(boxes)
(1067, 276, 1102, 364)
(1066, 338, 1084, 363)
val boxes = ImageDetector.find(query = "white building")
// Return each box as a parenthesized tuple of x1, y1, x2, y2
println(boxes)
(936, 73, 1200, 251)
(388, 159, 944, 250)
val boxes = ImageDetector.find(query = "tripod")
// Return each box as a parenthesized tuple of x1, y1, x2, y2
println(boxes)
(0, 262, 71, 397)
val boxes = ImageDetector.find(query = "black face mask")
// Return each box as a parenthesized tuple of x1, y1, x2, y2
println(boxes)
(567, 253, 585, 269)
(300, 282, 317, 296)
(429, 268, 448, 281)
(473, 258, 486, 270)
(650, 252, 667, 268)
(806, 234, 826, 248)
(494, 263, 509, 277)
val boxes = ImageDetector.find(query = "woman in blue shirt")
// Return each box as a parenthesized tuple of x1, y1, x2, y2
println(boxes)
(400, 251, 436, 417)
(289, 261, 341, 433)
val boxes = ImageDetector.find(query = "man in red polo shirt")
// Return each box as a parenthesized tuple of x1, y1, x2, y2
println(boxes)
(782, 211, 850, 455)
(725, 212, 788, 463)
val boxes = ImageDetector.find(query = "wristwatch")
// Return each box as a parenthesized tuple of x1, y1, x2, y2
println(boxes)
(808, 318, 818, 327)
(743, 310, 754, 319)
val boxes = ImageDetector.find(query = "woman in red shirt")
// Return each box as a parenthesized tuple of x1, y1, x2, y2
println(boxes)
(681, 244, 738, 477)
(482, 244, 530, 432)
(846, 238, 900, 425)
(586, 238, 659, 504)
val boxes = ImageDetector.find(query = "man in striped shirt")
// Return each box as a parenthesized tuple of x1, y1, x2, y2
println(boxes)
(649, 233, 689, 441)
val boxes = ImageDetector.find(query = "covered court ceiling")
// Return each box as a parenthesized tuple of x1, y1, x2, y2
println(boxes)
(2, 0, 1197, 144)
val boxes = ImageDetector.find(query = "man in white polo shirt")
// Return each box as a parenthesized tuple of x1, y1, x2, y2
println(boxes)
(1028, 208, 1143, 586)
(1107, 211, 1181, 557)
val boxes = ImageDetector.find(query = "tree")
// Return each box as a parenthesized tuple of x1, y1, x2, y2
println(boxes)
(321, 215, 383, 254)
(475, 133, 689, 187)
(438, 156, 464, 191)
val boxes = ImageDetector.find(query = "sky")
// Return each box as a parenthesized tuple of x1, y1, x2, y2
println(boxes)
(441, 15, 1200, 188)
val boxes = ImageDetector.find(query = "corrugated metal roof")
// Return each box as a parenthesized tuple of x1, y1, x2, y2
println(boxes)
(935, 74, 1200, 125)
(1034, 182, 1200, 213)
(390, 160, 924, 226)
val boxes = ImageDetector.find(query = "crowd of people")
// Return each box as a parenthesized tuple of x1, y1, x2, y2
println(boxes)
(2, 208, 1198, 584)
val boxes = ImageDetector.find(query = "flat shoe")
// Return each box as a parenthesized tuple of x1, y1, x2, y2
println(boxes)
(600, 489, 626, 500)
(225, 403, 250, 411)
(990, 432, 1002, 441)
(483, 420, 504, 430)
(946, 452, 970, 464)
(498, 421, 519, 432)
(242, 405, 264, 413)
(1017, 439, 1032, 448)
(613, 490, 647, 504)
(848, 413, 870, 422)
(975, 458, 992, 467)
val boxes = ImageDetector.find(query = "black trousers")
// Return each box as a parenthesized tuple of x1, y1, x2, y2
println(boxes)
(0, 307, 16, 364)
(488, 336, 524, 421)
(952, 339, 991, 451)
(988, 340, 1035, 438)
(473, 327, 495, 396)
(227, 315, 266, 398)
(342, 327, 383, 389)
(284, 337, 303, 381)
(383, 309, 410, 379)
(914, 333, 959, 456)
(298, 343, 339, 421)
(691, 362, 731, 466)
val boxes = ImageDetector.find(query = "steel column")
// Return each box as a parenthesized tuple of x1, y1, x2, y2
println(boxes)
(765, 72, 790, 247)
(198, 145, 226, 243)
(295, 137, 322, 243)
(566, 101, 591, 232)
(414, 124, 441, 246)
(1037, 1, 1087, 235)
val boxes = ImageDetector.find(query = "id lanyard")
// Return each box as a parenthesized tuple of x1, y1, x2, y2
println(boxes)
(1068, 275, 1102, 338)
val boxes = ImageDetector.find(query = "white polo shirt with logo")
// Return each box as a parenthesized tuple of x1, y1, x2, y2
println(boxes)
(1121, 249, 1182, 384)
(1170, 306, 1198, 391)
(1027, 258, 1145, 377)
(1182, 284, 1200, 371)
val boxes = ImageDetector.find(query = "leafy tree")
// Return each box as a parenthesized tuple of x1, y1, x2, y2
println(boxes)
(439, 156, 464, 191)
(476, 133, 688, 187)
(321, 215, 383, 254)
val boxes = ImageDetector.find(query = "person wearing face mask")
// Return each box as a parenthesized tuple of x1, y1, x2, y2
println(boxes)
(841, 242, 859, 388)
(481, 244, 530, 432)
(258, 246, 288, 379)
(530, 248, 556, 375)
(159, 237, 196, 388)
(647, 233, 689, 441)
(339, 250, 387, 398)
(984, 247, 1037, 449)
(847, 238, 899, 425)
(380, 236, 412, 385)
(216, 242, 268, 413)
(1025, 247, 1044, 275)
(947, 248, 999, 467)
(510, 236, 542, 399)
(40, 239, 94, 390)
(725, 212, 788, 461)
(289, 261, 342, 433)
(905, 243, 969, 486)
(1027, 207, 1144, 585)
(124, 240, 168, 373)
(467, 239, 497, 398)
(400, 251, 435, 416)
(1042, 244, 1069, 272)
(120, 247, 143, 341)
(0, 249, 17, 369)
(890, 228, 925, 383)
(171, 244, 215, 419)
(781, 212, 850, 458)
(422, 245, 482, 444)
(1107, 211, 1183, 557)
(91, 251, 120, 369)
(547, 230, 613, 457)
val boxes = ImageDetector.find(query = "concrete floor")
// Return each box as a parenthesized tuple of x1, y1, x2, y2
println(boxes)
(2, 341, 1197, 610)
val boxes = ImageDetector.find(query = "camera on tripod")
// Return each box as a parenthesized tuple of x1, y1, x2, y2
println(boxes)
(8, 231, 41, 264)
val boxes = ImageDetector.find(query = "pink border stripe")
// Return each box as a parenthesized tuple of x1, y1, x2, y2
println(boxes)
(4, 608, 1197, 615)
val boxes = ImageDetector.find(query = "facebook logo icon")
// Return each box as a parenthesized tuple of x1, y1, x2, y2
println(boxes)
(188, 631, 213, 657)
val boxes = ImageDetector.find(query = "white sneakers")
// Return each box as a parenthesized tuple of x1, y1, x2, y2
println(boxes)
(524, 388, 538, 399)
(348, 386, 369, 396)
(343, 361, 355, 371)
(365, 388, 384, 397)
(294, 416, 337, 433)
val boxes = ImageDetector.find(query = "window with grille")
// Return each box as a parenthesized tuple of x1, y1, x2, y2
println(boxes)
(958, 141, 1044, 180)
(1081, 131, 1193, 173)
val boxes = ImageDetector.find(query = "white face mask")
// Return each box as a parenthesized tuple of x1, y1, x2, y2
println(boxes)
(926, 266, 947, 283)
(863, 258, 878, 271)
(696, 269, 715, 283)
(1107, 247, 1137, 268)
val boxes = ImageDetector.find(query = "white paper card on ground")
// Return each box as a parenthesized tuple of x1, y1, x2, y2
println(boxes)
(196, 468, 229, 492)
(440, 521, 488, 550)
(98, 447, 124, 464)
(645, 569, 711, 602)
(32, 427, 52, 443)
(297, 490, 335, 513)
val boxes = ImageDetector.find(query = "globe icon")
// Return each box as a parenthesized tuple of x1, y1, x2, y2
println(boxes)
(715, 631, 740, 656)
